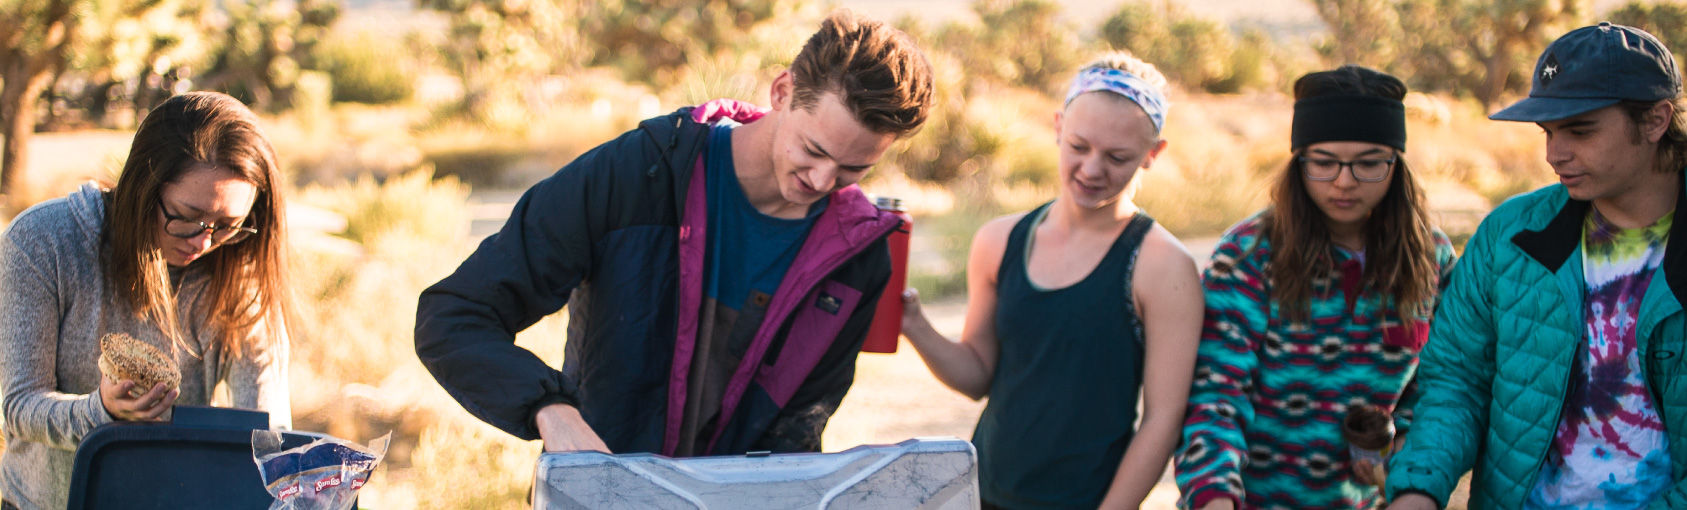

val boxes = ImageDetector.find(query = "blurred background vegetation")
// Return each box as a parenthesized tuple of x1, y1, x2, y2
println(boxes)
(0, 0, 1675, 506)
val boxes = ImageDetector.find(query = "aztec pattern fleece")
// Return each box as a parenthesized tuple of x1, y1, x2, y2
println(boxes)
(1175, 214, 1454, 509)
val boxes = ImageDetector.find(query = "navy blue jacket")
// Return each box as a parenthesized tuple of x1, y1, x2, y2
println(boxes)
(416, 101, 897, 456)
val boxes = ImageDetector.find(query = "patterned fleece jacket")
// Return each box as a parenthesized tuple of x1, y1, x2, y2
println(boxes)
(1175, 213, 1454, 509)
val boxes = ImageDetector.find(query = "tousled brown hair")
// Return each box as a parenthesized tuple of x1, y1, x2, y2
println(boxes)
(1264, 65, 1440, 323)
(106, 92, 293, 358)
(789, 9, 934, 137)
(1621, 98, 1687, 173)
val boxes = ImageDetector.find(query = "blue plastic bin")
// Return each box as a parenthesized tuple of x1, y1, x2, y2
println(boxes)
(67, 406, 347, 510)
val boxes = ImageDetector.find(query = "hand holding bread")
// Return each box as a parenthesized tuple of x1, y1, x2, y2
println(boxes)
(96, 333, 180, 421)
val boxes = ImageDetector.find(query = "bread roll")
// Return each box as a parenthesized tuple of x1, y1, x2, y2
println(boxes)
(97, 333, 180, 398)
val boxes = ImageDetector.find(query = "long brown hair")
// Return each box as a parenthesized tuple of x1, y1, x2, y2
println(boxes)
(105, 92, 293, 358)
(1621, 97, 1687, 173)
(1264, 66, 1439, 323)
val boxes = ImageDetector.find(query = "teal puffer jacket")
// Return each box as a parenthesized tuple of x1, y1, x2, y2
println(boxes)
(1385, 182, 1687, 509)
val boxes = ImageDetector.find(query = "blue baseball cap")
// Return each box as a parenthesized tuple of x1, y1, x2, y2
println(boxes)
(1490, 22, 1682, 122)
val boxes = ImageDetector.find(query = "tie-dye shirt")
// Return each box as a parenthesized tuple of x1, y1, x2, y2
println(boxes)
(1525, 208, 1673, 509)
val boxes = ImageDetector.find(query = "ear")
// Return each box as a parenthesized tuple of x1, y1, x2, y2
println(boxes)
(1645, 100, 1673, 144)
(770, 70, 795, 112)
(1140, 139, 1170, 170)
(1053, 110, 1064, 144)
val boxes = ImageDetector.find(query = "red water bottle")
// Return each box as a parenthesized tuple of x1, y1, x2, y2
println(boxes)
(863, 196, 911, 353)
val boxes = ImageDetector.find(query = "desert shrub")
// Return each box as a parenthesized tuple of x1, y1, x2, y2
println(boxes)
(1099, 2, 1269, 94)
(317, 32, 415, 105)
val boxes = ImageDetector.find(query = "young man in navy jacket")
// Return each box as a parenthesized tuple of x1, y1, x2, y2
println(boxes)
(416, 10, 934, 457)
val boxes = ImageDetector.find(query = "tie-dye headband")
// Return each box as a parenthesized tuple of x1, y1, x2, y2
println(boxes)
(1063, 66, 1169, 133)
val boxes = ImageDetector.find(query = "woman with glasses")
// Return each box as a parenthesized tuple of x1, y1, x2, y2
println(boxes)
(1173, 65, 1456, 510)
(0, 92, 293, 510)
(899, 52, 1204, 510)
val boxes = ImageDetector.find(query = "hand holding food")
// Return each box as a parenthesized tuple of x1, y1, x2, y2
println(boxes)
(97, 333, 181, 421)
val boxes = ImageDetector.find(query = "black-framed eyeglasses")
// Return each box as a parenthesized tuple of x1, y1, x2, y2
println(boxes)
(159, 200, 257, 245)
(1299, 156, 1396, 183)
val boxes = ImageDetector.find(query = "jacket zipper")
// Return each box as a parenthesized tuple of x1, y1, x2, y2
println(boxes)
(1523, 318, 1582, 506)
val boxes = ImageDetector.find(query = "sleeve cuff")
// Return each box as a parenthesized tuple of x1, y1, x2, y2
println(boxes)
(526, 393, 579, 439)
(1190, 488, 1240, 509)
(85, 387, 115, 427)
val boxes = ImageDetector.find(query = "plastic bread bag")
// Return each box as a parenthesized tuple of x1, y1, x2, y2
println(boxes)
(252, 430, 391, 510)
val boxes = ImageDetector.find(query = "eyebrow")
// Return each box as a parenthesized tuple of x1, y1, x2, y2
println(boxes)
(166, 200, 247, 225)
(1543, 119, 1599, 131)
(1309, 148, 1390, 158)
(806, 137, 873, 172)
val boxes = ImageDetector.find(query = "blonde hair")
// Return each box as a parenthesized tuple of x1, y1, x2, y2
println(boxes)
(1081, 51, 1169, 94)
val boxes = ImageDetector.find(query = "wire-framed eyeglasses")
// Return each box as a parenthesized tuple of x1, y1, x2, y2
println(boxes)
(159, 200, 257, 245)
(1299, 156, 1396, 183)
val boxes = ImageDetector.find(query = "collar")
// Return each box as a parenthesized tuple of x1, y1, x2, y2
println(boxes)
(1512, 176, 1687, 305)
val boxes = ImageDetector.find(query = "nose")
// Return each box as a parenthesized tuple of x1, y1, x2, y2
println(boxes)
(809, 164, 839, 193)
(1076, 156, 1105, 180)
(187, 229, 215, 251)
(1545, 137, 1572, 168)
(1331, 165, 1361, 189)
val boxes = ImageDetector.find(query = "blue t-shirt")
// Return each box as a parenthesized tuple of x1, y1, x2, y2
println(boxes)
(704, 122, 825, 311)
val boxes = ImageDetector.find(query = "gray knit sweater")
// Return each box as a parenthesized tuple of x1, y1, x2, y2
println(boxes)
(0, 183, 290, 510)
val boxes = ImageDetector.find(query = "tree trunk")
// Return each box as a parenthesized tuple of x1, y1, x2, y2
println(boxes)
(0, 0, 75, 209)
(1479, 40, 1517, 114)
(1, 58, 55, 205)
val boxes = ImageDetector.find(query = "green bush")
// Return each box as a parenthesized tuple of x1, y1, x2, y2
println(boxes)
(296, 167, 468, 247)
(1608, 2, 1687, 72)
(316, 32, 414, 105)
(1099, 2, 1267, 94)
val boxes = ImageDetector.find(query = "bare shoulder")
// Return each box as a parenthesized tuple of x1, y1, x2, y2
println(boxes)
(1136, 224, 1197, 271)
(970, 212, 1027, 257)
(975, 212, 1026, 245)
(1132, 224, 1201, 291)
(966, 212, 1029, 281)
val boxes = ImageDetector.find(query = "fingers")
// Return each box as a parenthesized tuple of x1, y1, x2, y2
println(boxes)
(901, 288, 923, 315)
(135, 388, 178, 421)
(105, 377, 137, 398)
(1351, 459, 1387, 488)
(138, 381, 169, 401)
(1352, 459, 1375, 485)
(102, 380, 176, 421)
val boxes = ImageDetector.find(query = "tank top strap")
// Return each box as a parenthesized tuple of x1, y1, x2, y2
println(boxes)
(1115, 212, 1156, 346)
(996, 201, 1054, 287)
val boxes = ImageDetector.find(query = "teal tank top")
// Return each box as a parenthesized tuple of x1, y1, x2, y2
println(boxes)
(973, 202, 1154, 509)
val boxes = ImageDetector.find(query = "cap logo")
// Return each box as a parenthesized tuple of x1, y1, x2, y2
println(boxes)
(1542, 54, 1560, 86)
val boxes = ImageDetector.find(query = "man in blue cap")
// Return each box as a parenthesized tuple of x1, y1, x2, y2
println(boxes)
(1385, 22, 1687, 509)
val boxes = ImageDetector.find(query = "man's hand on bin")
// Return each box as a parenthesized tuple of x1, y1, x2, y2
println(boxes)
(536, 403, 611, 453)
(100, 376, 177, 421)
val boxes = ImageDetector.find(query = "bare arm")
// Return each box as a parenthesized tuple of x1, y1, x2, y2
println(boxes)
(900, 215, 1017, 401)
(535, 403, 610, 453)
(1099, 228, 1204, 509)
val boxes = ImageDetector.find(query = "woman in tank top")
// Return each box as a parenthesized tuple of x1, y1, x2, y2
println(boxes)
(1173, 66, 1457, 510)
(899, 52, 1204, 510)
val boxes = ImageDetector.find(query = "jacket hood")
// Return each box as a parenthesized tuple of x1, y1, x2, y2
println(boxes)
(67, 182, 108, 235)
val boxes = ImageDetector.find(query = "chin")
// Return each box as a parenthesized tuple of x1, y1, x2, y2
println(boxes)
(783, 189, 827, 206)
(1563, 187, 1596, 201)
